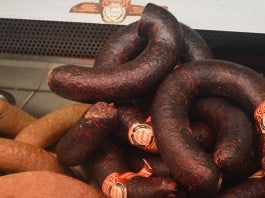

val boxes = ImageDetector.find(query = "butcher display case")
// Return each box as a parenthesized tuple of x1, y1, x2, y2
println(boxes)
(1, 0, 265, 117)
(1, 1, 265, 197)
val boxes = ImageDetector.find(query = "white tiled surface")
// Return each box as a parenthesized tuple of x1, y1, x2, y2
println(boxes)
(0, 54, 94, 118)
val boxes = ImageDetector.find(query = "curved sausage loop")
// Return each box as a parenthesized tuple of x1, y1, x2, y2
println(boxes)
(94, 22, 212, 69)
(151, 59, 265, 197)
(93, 21, 147, 68)
(48, 3, 182, 103)
(179, 23, 213, 62)
(217, 170, 265, 197)
(193, 97, 257, 184)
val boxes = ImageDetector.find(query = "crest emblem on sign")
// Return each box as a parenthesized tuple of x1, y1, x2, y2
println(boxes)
(70, 1, 167, 24)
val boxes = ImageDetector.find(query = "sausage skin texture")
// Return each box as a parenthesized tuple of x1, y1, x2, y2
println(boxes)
(15, 103, 90, 149)
(93, 21, 147, 68)
(190, 121, 215, 151)
(93, 143, 178, 198)
(115, 104, 157, 152)
(0, 138, 69, 174)
(151, 59, 265, 197)
(56, 102, 119, 166)
(126, 122, 215, 179)
(0, 100, 36, 137)
(192, 97, 256, 184)
(94, 22, 212, 68)
(0, 171, 103, 198)
(93, 144, 129, 185)
(48, 3, 183, 103)
(116, 104, 149, 138)
(93, 21, 212, 113)
(116, 104, 214, 153)
(217, 171, 265, 198)
(179, 23, 213, 63)
(126, 151, 172, 178)
(126, 176, 180, 198)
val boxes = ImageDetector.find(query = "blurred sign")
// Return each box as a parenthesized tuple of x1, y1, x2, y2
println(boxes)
(0, 0, 264, 33)
(70, 0, 146, 24)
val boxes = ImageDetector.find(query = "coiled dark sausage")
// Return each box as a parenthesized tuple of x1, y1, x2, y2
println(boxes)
(217, 170, 265, 198)
(151, 59, 265, 196)
(192, 97, 256, 184)
(93, 22, 147, 68)
(116, 104, 215, 153)
(94, 22, 212, 69)
(190, 121, 215, 151)
(48, 3, 183, 103)
(179, 23, 213, 63)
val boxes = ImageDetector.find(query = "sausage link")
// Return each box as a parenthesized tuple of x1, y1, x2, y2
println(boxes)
(93, 144, 129, 185)
(48, 3, 183, 103)
(94, 22, 212, 68)
(0, 138, 69, 174)
(126, 176, 180, 198)
(126, 151, 172, 178)
(94, 21, 147, 68)
(56, 102, 119, 166)
(117, 104, 214, 153)
(179, 23, 213, 63)
(192, 97, 257, 185)
(93, 143, 179, 197)
(93, 20, 213, 113)
(116, 104, 157, 153)
(151, 59, 265, 196)
(217, 170, 265, 198)
(190, 121, 215, 151)
(0, 100, 36, 137)
(0, 170, 103, 198)
(15, 103, 90, 149)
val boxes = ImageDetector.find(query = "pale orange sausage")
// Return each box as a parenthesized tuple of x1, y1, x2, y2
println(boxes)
(0, 100, 36, 137)
(0, 170, 103, 198)
(0, 138, 68, 174)
(15, 103, 90, 148)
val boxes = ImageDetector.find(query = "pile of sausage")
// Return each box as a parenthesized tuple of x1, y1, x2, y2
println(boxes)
(2, 2, 264, 198)
(48, 3, 265, 198)
(0, 99, 102, 197)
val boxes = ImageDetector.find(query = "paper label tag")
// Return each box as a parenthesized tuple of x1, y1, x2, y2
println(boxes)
(102, 172, 120, 197)
(109, 182, 127, 198)
(128, 120, 158, 153)
(102, 160, 153, 198)
(254, 100, 265, 134)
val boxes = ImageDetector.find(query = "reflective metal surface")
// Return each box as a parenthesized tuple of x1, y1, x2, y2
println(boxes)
(0, 54, 94, 118)
(0, 90, 16, 105)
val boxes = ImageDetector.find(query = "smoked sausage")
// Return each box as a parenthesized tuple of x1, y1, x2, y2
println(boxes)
(192, 97, 256, 184)
(15, 103, 90, 148)
(116, 104, 157, 153)
(94, 22, 212, 68)
(116, 104, 215, 153)
(48, 3, 183, 103)
(56, 102, 119, 166)
(151, 59, 265, 196)
(217, 170, 265, 198)
(93, 21, 147, 68)
(93, 143, 178, 198)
